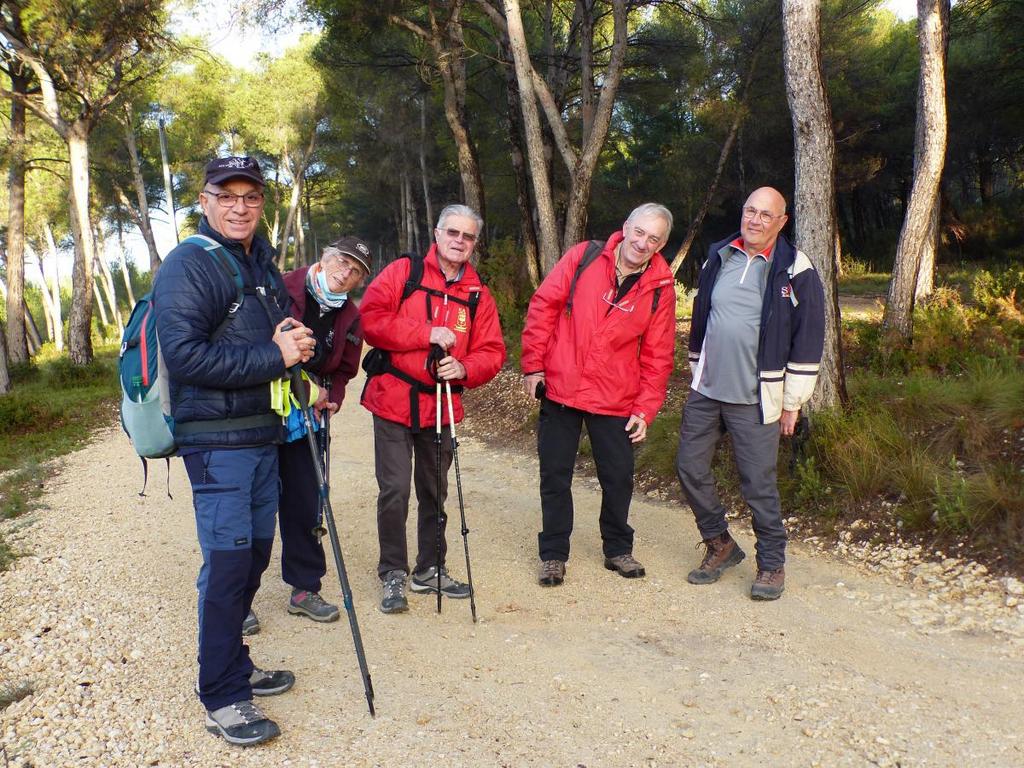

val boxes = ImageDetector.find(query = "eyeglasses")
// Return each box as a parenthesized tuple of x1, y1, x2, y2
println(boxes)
(324, 253, 363, 274)
(439, 227, 478, 243)
(742, 206, 785, 225)
(601, 288, 635, 313)
(204, 188, 265, 208)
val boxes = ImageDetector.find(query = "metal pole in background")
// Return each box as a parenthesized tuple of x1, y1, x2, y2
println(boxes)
(158, 115, 178, 244)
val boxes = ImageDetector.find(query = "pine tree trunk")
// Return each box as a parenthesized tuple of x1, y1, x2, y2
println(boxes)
(0, 322, 10, 394)
(33, 248, 56, 341)
(782, 0, 846, 410)
(560, 0, 628, 249)
(884, 0, 949, 338)
(419, 96, 435, 234)
(503, 0, 562, 274)
(123, 105, 161, 274)
(67, 126, 95, 365)
(44, 224, 64, 352)
(117, 228, 136, 307)
(6, 65, 29, 364)
(501, 36, 540, 289)
(436, 2, 486, 234)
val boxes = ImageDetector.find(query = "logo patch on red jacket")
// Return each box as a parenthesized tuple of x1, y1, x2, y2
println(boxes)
(454, 306, 469, 333)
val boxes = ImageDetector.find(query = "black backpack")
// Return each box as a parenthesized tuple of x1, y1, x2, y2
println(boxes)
(360, 253, 480, 432)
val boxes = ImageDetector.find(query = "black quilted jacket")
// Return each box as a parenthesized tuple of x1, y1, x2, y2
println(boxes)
(153, 218, 288, 449)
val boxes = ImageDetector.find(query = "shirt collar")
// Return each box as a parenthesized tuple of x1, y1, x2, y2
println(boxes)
(722, 237, 774, 262)
(433, 249, 466, 285)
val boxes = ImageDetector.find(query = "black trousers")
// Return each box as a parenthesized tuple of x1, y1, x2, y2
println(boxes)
(537, 398, 635, 562)
(278, 438, 328, 593)
(373, 415, 453, 579)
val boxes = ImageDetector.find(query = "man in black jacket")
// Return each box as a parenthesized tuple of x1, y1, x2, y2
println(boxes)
(153, 156, 314, 746)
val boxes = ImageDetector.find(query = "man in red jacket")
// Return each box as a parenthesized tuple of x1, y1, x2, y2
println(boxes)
(360, 204, 506, 614)
(521, 203, 676, 587)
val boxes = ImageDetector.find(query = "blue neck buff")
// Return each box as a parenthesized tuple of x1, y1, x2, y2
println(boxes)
(313, 269, 348, 308)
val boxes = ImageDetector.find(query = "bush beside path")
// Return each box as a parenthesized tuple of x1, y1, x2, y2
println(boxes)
(2, 373, 1024, 767)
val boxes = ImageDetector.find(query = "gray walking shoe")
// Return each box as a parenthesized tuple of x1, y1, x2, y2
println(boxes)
(288, 589, 341, 622)
(410, 565, 471, 598)
(242, 609, 260, 636)
(604, 553, 646, 578)
(250, 667, 295, 696)
(205, 699, 280, 746)
(380, 570, 409, 614)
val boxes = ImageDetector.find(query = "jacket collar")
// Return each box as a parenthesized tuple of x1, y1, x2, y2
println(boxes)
(603, 232, 674, 291)
(425, 243, 481, 288)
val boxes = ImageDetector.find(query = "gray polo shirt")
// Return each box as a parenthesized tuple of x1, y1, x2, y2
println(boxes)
(693, 242, 772, 404)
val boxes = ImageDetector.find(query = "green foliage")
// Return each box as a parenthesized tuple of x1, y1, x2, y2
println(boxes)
(850, 278, 1024, 375)
(636, 411, 681, 479)
(794, 352, 1024, 553)
(0, 347, 119, 471)
(476, 238, 534, 365)
(0, 348, 119, 573)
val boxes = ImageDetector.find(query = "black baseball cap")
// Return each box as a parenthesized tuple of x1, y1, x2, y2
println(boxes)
(330, 236, 372, 274)
(204, 156, 265, 187)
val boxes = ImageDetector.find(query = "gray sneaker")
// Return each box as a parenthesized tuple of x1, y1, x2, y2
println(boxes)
(410, 565, 471, 599)
(288, 589, 340, 622)
(250, 667, 295, 696)
(242, 609, 260, 636)
(205, 699, 280, 746)
(380, 570, 409, 614)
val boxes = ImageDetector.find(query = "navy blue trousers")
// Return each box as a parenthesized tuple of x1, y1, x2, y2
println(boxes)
(184, 446, 278, 712)
(278, 438, 328, 593)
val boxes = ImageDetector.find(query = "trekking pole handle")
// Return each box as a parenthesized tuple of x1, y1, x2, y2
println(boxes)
(427, 343, 446, 383)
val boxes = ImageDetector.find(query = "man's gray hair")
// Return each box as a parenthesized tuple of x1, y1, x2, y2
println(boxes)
(626, 203, 673, 239)
(436, 204, 483, 233)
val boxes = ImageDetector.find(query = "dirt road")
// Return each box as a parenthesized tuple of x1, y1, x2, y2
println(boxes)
(2, 372, 1022, 767)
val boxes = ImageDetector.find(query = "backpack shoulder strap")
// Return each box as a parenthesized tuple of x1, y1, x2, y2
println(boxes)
(651, 286, 662, 314)
(182, 235, 247, 341)
(400, 252, 425, 303)
(566, 240, 605, 316)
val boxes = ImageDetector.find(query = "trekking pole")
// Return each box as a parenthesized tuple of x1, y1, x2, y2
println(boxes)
(311, 382, 330, 541)
(288, 366, 375, 716)
(444, 380, 477, 623)
(429, 344, 446, 614)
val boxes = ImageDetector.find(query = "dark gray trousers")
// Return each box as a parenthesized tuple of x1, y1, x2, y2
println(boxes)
(373, 415, 452, 579)
(675, 391, 787, 570)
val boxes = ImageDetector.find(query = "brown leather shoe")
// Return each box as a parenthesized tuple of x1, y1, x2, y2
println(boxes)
(604, 553, 646, 578)
(750, 567, 785, 600)
(687, 532, 746, 585)
(539, 559, 566, 586)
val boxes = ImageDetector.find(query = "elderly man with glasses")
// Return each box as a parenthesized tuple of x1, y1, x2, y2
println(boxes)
(154, 156, 317, 745)
(521, 203, 677, 588)
(676, 186, 824, 601)
(359, 204, 505, 614)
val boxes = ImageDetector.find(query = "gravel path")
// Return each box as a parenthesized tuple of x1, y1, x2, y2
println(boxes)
(2, 373, 1023, 767)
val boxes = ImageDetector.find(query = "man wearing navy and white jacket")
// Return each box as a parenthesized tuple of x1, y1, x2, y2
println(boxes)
(676, 187, 824, 601)
(154, 156, 315, 746)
